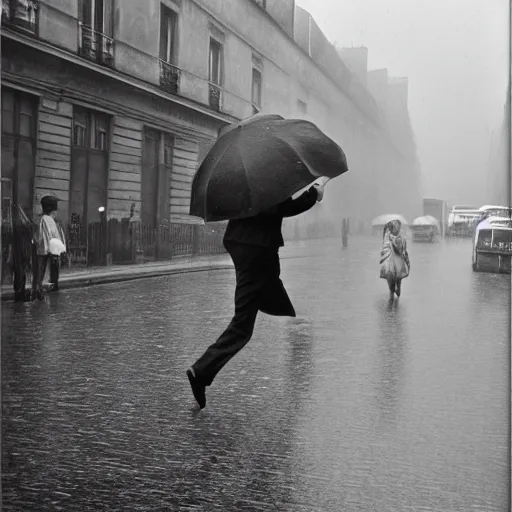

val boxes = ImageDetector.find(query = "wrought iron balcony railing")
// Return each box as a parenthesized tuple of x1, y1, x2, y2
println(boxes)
(2, 0, 39, 33)
(78, 21, 115, 68)
(159, 60, 181, 95)
(208, 82, 222, 111)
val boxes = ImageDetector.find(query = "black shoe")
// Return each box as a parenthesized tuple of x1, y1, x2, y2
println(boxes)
(187, 368, 206, 409)
(48, 283, 59, 292)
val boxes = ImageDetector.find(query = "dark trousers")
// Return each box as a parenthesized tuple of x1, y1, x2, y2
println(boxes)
(192, 241, 294, 387)
(36, 254, 60, 290)
(13, 241, 37, 301)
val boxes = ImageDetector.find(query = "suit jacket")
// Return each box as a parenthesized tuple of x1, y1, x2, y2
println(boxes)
(223, 187, 318, 249)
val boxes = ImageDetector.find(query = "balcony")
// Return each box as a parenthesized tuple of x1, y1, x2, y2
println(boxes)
(2, 0, 39, 34)
(78, 21, 115, 68)
(208, 83, 222, 111)
(159, 60, 181, 95)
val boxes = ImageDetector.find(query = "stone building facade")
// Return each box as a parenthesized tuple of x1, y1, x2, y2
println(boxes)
(2, 0, 422, 252)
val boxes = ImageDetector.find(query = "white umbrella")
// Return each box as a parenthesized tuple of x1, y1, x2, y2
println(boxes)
(372, 214, 408, 226)
(413, 215, 439, 227)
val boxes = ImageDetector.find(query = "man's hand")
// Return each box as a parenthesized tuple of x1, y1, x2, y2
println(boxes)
(313, 183, 325, 202)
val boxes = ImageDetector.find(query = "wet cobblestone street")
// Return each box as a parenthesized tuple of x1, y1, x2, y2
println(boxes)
(2, 237, 509, 511)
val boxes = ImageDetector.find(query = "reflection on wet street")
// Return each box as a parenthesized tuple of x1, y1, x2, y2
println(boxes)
(2, 237, 509, 511)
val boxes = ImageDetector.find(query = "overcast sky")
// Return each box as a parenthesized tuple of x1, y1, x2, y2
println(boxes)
(296, 0, 509, 205)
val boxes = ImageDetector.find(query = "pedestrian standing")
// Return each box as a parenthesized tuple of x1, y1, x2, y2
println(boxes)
(10, 205, 37, 302)
(379, 219, 410, 298)
(187, 182, 325, 409)
(35, 196, 67, 299)
(342, 217, 349, 248)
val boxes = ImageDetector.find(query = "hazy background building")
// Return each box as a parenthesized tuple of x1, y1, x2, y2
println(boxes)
(487, 87, 510, 207)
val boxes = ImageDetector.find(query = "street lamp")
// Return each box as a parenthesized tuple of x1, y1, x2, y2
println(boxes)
(98, 206, 106, 265)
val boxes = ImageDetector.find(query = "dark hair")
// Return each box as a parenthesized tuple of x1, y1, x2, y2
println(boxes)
(41, 196, 58, 215)
(383, 220, 401, 239)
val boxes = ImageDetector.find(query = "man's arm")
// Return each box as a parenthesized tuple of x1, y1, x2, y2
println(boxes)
(275, 187, 318, 218)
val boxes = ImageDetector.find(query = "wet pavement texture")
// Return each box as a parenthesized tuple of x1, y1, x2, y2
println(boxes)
(2, 236, 509, 511)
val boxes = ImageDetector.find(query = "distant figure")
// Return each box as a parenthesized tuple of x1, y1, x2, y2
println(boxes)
(379, 219, 410, 298)
(342, 217, 349, 247)
(186, 181, 326, 410)
(3, 205, 38, 302)
(35, 196, 67, 299)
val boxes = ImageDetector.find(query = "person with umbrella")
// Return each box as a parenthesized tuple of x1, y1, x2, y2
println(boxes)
(186, 114, 348, 409)
(379, 219, 410, 298)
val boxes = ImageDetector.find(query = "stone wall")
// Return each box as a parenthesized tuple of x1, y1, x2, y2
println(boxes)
(33, 101, 73, 221)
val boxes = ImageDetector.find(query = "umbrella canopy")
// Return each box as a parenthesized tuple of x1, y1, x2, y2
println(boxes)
(190, 114, 348, 221)
(413, 215, 439, 227)
(372, 214, 408, 227)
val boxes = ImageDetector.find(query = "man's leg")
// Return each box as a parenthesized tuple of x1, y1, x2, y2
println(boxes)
(192, 306, 258, 387)
(187, 242, 268, 408)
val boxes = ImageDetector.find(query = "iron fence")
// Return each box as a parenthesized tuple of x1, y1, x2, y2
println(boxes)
(101, 220, 227, 265)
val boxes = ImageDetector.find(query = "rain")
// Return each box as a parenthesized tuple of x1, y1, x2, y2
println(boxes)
(1, 0, 510, 510)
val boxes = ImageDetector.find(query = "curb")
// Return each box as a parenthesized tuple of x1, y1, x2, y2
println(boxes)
(1, 242, 332, 301)
(2, 262, 234, 302)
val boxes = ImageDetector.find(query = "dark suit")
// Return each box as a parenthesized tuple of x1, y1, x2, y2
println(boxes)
(192, 187, 318, 386)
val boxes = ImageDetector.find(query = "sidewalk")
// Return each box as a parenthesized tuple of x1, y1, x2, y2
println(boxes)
(1, 253, 234, 301)
(1, 238, 341, 301)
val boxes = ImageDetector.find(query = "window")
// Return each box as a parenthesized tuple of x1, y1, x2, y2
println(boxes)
(252, 68, 262, 109)
(1, 88, 37, 219)
(79, 0, 112, 34)
(73, 108, 109, 150)
(2, 89, 15, 134)
(208, 38, 223, 110)
(158, 5, 180, 94)
(209, 39, 223, 86)
(78, 0, 114, 66)
(73, 123, 87, 147)
(164, 133, 173, 165)
(2, 0, 39, 33)
(73, 110, 88, 146)
(160, 5, 178, 64)
(94, 115, 109, 151)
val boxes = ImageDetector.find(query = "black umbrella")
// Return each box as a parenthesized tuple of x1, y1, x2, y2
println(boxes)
(190, 114, 348, 221)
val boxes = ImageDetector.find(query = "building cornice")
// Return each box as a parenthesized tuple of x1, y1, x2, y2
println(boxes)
(2, 71, 218, 142)
(1, 27, 238, 126)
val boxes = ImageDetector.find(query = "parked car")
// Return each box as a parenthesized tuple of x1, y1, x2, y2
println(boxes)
(412, 215, 439, 242)
(447, 205, 481, 237)
(472, 216, 512, 273)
